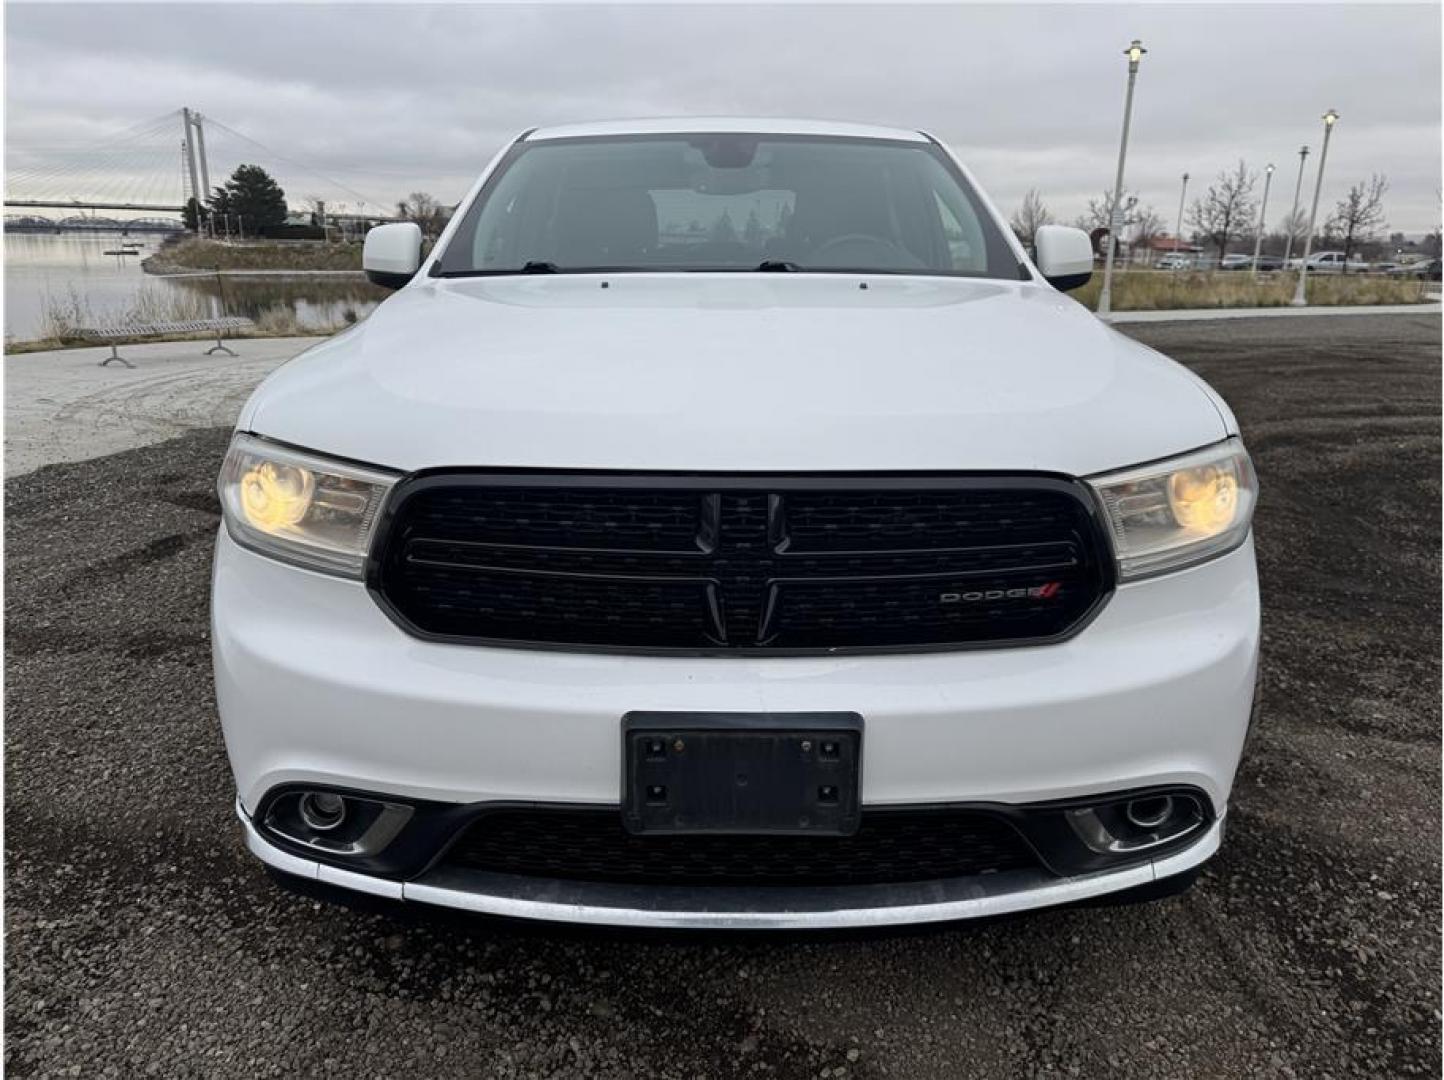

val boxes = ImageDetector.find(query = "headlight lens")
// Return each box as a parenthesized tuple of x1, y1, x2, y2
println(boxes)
(218, 434, 398, 576)
(1088, 438, 1257, 580)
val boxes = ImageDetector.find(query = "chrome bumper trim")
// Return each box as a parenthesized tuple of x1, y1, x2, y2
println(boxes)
(237, 800, 1222, 930)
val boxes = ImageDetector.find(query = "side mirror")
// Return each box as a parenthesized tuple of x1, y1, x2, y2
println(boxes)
(1034, 225, 1094, 291)
(363, 222, 423, 289)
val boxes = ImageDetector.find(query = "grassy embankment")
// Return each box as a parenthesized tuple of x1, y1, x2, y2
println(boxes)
(7, 283, 364, 355)
(1068, 269, 1431, 311)
(140, 238, 364, 274)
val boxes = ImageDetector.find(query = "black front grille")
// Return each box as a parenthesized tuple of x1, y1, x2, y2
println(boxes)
(441, 807, 1043, 886)
(370, 474, 1112, 653)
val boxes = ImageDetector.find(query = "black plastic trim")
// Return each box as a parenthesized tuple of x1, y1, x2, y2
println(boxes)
(364, 468, 1118, 657)
(365, 268, 415, 290)
(251, 783, 1216, 884)
(1046, 270, 1093, 292)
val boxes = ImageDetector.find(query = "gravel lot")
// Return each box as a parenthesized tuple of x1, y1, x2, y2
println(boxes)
(6, 313, 1440, 1078)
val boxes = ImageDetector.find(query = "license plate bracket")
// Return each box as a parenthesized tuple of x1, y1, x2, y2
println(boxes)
(622, 711, 863, 836)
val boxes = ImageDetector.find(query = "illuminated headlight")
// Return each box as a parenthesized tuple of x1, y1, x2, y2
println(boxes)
(1088, 438, 1258, 580)
(218, 434, 398, 577)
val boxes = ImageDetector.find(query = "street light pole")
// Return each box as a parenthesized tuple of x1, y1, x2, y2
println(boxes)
(1174, 171, 1189, 262)
(1291, 110, 1339, 307)
(1282, 145, 1310, 267)
(1097, 39, 1146, 318)
(1250, 163, 1275, 278)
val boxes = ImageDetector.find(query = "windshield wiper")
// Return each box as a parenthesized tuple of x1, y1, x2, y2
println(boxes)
(520, 260, 560, 273)
(755, 259, 802, 272)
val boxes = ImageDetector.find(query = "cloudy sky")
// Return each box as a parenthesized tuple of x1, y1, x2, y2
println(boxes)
(6, 2, 1441, 235)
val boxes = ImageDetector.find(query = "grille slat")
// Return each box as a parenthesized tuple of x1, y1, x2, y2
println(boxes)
(442, 807, 1042, 886)
(373, 475, 1111, 652)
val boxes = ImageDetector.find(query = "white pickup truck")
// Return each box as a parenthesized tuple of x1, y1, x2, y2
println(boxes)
(1288, 250, 1370, 273)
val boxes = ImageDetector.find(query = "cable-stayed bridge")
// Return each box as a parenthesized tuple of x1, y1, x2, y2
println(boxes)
(5, 107, 397, 227)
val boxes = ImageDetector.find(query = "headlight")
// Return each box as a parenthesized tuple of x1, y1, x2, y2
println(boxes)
(218, 434, 398, 577)
(1088, 438, 1257, 580)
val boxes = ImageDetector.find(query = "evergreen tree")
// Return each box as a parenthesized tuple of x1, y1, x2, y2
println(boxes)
(207, 164, 287, 237)
(182, 197, 204, 232)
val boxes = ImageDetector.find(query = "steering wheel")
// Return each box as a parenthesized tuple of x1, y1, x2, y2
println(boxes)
(807, 233, 917, 267)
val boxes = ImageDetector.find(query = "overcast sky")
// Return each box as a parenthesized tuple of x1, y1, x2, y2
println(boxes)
(6, 2, 1441, 235)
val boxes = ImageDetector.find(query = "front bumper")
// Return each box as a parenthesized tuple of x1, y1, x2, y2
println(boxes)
(213, 528, 1259, 926)
(239, 799, 1224, 929)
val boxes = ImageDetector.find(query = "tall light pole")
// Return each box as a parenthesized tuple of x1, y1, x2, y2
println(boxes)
(1250, 163, 1275, 278)
(1098, 39, 1146, 317)
(1282, 144, 1310, 266)
(1291, 110, 1339, 307)
(1172, 171, 1190, 263)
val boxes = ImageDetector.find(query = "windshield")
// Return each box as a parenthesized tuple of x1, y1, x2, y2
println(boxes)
(434, 133, 1025, 279)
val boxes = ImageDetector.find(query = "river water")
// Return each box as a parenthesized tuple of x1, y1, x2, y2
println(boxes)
(3, 231, 385, 344)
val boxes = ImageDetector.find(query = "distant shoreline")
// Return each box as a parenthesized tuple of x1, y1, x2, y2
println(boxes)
(140, 237, 364, 276)
(145, 269, 368, 279)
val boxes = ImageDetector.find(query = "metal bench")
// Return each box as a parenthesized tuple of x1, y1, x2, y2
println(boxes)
(76, 317, 256, 368)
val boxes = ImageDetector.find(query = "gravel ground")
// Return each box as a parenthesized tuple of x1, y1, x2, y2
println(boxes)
(6, 313, 1439, 1078)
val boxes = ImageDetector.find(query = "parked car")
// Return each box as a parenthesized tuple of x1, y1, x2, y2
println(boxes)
(1253, 255, 1284, 272)
(1218, 254, 1253, 271)
(1155, 252, 1196, 270)
(1296, 250, 1370, 273)
(1388, 258, 1441, 281)
(215, 118, 1260, 929)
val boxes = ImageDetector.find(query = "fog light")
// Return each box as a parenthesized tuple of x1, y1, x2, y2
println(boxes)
(298, 791, 347, 832)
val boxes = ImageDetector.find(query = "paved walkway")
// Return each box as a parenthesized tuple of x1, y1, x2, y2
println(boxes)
(4, 336, 323, 477)
(1109, 300, 1440, 323)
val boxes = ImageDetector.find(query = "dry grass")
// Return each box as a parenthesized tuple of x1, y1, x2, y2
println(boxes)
(5, 326, 339, 355)
(1068, 270, 1431, 311)
(7, 286, 349, 355)
(30, 284, 213, 346)
(141, 238, 364, 274)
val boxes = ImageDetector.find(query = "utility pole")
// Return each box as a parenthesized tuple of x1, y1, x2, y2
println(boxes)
(181, 108, 203, 234)
(1098, 40, 1147, 317)
(1291, 110, 1340, 307)
(1250, 163, 1275, 278)
(193, 112, 213, 238)
(1174, 172, 1190, 261)
(1282, 145, 1310, 267)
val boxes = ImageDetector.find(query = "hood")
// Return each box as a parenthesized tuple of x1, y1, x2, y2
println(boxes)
(245, 274, 1229, 476)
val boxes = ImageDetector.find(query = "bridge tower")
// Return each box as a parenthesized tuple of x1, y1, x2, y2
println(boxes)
(181, 107, 205, 230)
(193, 113, 213, 204)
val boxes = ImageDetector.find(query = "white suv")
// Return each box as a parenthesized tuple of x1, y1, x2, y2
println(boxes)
(213, 119, 1260, 929)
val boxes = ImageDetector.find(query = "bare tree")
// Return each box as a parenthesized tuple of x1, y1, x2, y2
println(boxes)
(1279, 207, 1310, 257)
(1187, 161, 1258, 265)
(1428, 188, 1442, 258)
(1009, 189, 1055, 247)
(396, 191, 449, 237)
(1325, 175, 1388, 272)
(1131, 205, 1166, 248)
(1074, 188, 1142, 233)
